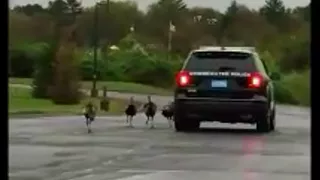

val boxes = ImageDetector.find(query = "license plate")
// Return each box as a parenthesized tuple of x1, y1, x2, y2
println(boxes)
(211, 80, 227, 88)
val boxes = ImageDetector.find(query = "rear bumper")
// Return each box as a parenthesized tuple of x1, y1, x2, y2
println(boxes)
(174, 97, 269, 122)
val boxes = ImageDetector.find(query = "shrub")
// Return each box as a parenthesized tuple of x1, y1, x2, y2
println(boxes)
(79, 45, 182, 88)
(104, 50, 182, 87)
(9, 43, 49, 78)
(280, 70, 310, 106)
(31, 42, 55, 99)
(274, 81, 300, 105)
(259, 50, 280, 73)
(274, 70, 310, 106)
(9, 46, 34, 77)
(80, 50, 111, 81)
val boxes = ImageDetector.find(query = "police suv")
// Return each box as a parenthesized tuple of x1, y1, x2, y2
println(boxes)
(173, 46, 280, 133)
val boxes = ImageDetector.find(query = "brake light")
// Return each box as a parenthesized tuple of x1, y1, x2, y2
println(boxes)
(176, 71, 191, 86)
(248, 72, 263, 88)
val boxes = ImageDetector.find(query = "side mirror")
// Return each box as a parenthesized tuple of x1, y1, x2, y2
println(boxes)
(270, 72, 281, 80)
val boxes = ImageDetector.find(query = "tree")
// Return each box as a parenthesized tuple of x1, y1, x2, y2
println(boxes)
(139, 0, 189, 54)
(187, 7, 221, 45)
(76, 1, 143, 47)
(216, 0, 239, 44)
(66, 0, 83, 23)
(143, 0, 188, 44)
(49, 26, 81, 104)
(31, 0, 83, 99)
(9, 12, 34, 46)
(9, 11, 54, 81)
(278, 34, 309, 72)
(66, 0, 82, 14)
(47, 0, 82, 25)
(9, 0, 310, 86)
(13, 4, 46, 16)
(47, 0, 69, 21)
(29, 0, 68, 99)
(259, 0, 287, 31)
(292, 4, 310, 22)
(222, 5, 277, 46)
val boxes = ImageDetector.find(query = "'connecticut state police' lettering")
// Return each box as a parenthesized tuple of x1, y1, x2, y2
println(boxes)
(189, 71, 250, 77)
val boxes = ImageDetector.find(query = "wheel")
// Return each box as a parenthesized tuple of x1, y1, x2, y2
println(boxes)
(174, 115, 200, 132)
(256, 111, 271, 133)
(174, 114, 188, 132)
(174, 121, 200, 132)
(188, 121, 200, 131)
(270, 108, 276, 131)
(174, 120, 188, 132)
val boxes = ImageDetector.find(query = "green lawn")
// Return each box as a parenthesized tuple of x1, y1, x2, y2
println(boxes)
(9, 78, 173, 96)
(9, 86, 141, 117)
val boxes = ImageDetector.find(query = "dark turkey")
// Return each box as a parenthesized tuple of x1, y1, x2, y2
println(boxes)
(125, 97, 137, 127)
(144, 102, 157, 118)
(162, 102, 174, 128)
(144, 96, 157, 128)
(125, 104, 137, 117)
(162, 102, 174, 120)
(83, 102, 97, 133)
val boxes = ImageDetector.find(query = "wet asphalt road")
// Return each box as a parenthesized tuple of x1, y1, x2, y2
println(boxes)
(9, 93, 310, 180)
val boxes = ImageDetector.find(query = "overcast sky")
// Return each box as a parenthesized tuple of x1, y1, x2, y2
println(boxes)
(9, 0, 310, 12)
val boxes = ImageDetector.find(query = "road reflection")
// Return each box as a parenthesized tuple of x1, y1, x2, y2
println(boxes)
(242, 136, 265, 180)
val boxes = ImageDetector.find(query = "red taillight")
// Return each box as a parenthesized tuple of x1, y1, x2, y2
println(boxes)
(176, 71, 191, 86)
(248, 72, 263, 88)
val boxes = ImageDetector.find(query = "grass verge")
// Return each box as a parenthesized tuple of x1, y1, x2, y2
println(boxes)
(9, 86, 142, 118)
(9, 78, 173, 96)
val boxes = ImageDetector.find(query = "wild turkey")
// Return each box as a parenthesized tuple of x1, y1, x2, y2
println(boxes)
(125, 97, 137, 127)
(143, 96, 157, 128)
(162, 101, 174, 127)
(83, 101, 97, 133)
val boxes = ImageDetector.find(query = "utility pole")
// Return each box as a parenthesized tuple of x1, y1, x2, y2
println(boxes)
(91, 2, 99, 97)
(105, 0, 110, 78)
(167, 20, 175, 61)
(106, 0, 110, 43)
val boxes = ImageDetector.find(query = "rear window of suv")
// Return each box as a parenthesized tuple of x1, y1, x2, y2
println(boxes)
(184, 51, 256, 72)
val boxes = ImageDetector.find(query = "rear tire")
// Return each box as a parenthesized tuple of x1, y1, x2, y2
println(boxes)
(256, 112, 271, 133)
(174, 120, 189, 132)
(174, 115, 200, 132)
(270, 108, 276, 131)
(188, 121, 200, 131)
